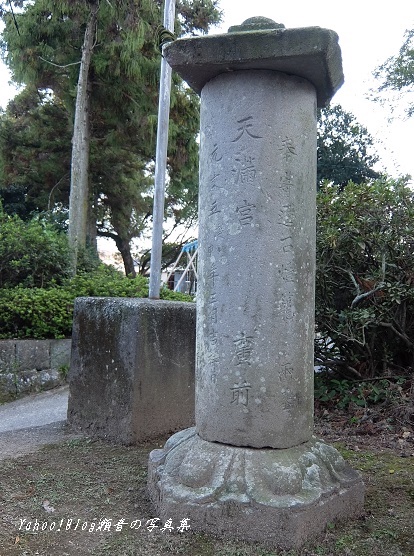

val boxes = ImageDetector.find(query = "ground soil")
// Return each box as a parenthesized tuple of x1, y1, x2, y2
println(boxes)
(0, 400, 413, 556)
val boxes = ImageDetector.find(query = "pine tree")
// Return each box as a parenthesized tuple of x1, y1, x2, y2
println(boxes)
(0, 0, 221, 273)
(317, 105, 381, 189)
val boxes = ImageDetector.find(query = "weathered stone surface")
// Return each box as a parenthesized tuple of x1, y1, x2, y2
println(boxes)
(163, 22, 343, 106)
(0, 339, 69, 402)
(16, 340, 49, 372)
(0, 340, 15, 371)
(16, 369, 62, 394)
(148, 428, 364, 549)
(196, 69, 316, 449)
(67, 298, 196, 443)
(228, 16, 285, 33)
(50, 339, 72, 370)
(0, 368, 64, 402)
(0, 373, 17, 401)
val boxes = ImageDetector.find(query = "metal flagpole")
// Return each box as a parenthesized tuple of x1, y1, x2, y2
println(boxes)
(149, 0, 176, 299)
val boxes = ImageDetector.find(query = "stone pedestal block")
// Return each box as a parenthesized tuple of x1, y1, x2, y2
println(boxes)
(149, 428, 364, 549)
(67, 298, 196, 443)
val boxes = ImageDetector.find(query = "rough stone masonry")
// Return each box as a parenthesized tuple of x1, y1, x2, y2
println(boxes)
(148, 17, 364, 549)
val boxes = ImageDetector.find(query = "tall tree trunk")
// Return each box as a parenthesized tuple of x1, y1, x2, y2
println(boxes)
(86, 194, 99, 261)
(97, 230, 136, 277)
(68, 2, 98, 273)
(114, 236, 136, 277)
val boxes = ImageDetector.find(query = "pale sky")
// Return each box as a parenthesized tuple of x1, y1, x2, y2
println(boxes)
(0, 1, 413, 181)
(212, 0, 414, 181)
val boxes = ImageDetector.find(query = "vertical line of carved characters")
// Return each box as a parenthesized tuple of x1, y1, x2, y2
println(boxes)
(280, 234, 293, 253)
(278, 135, 297, 197)
(210, 143, 223, 162)
(208, 349, 220, 384)
(279, 204, 294, 251)
(206, 253, 220, 383)
(208, 199, 221, 217)
(209, 143, 223, 190)
(209, 305, 218, 326)
(210, 262, 219, 287)
(210, 172, 221, 189)
(281, 392, 300, 414)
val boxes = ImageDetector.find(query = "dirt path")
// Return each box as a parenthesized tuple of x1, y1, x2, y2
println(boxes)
(0, 386, 82, 461)
(0, 421, 83, 461)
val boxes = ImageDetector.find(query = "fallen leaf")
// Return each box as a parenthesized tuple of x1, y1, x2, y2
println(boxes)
(42, 500, 55, 513)
(12, 493, 28, 501)
(14, 536, 20, 544)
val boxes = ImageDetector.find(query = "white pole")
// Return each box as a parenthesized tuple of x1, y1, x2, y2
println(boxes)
(149, 0, 176, 299)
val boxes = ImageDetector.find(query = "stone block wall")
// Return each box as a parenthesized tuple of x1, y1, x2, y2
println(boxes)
(0, 339, 71, 402)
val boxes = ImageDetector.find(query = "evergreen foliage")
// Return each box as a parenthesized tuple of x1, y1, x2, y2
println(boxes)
(373, 28, 414, 118)
(0, 88, 72, 216)
(0, 203, 70, 288)
(0, 0, 221, 274)
(317, 104, 381, 188)
(316, 178, 414, 378)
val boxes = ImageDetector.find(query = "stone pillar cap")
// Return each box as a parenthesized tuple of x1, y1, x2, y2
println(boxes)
(164, 19, 344, 107)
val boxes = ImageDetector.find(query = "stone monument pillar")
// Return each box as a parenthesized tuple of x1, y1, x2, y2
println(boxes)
(148, 18, 364, 549)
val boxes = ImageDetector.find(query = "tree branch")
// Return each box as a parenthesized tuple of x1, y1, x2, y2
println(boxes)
(351, 284, 385, 308)
(7, 0, 20, 36)
(38, 56, 81, 69)
(315, 358, 364, 379)
(378, 321, 414, 348)
(47, 173, 69, 210)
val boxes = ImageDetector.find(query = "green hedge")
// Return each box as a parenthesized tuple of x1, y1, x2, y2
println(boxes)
(0, 287, 74, 339)
(0, 266, 193, 339)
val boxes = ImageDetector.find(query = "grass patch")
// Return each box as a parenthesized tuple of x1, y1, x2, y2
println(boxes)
(0, 438, 413, 555)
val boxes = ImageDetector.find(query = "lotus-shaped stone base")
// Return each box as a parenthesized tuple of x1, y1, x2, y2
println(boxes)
(148, 427, 364, 549)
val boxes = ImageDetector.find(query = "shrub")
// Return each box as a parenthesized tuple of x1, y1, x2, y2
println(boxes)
(0, 208, 70, 288)
(314, 372, 408, 410)
(0, 264, 193, 339)
(316, 178, 414, 379)
(64, 265, 150, 298)
(158, 287, 194, 302)
(0, 287, 74, 339)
